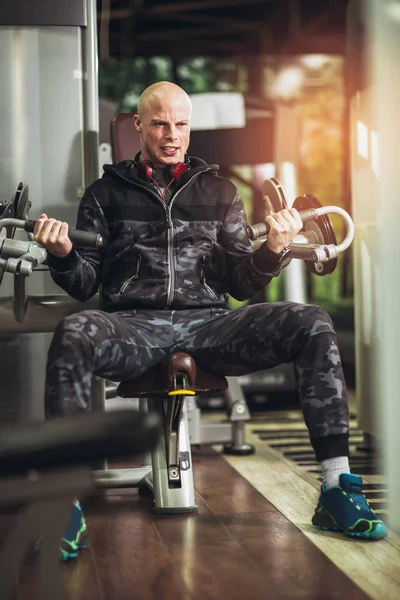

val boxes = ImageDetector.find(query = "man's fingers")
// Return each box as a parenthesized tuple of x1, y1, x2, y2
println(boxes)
(270, 208, 303, 233)
(33, 214, 48, 236)
(273, 211, 294, 232)
(59, 221, 69, 235)
(48, 221, 63, 245)
(288, 207, 303, 227)
(34, 218, 66, 244)
(57, 222, 70, 243)
(266, 214, 282, 230)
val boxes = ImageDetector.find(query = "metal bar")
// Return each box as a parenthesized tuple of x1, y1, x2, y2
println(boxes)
(0, 467, 92, 507)
(91, 376, 107, 470)
(146, 0, 274, 15)
(93, 466, 152, 488)
(136, 26, 260, 42)
(0, 295, 99, 333)
(159, 12, 266, 31)
(82, 0, 100, 186)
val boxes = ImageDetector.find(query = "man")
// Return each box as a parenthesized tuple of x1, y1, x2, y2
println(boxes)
(34, 81, 387, 559)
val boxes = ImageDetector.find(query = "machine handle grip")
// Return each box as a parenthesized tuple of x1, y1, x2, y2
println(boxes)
(24, 220, 103, 248)
(246, 208, 318, 241)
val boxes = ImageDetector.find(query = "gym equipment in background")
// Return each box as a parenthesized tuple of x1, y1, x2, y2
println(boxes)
(246, 177, 354, 277)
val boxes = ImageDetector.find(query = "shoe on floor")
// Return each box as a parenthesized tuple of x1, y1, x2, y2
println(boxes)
(312, 473, 388, 540)
(60, 503, 88, 561)
(35, 502, 88, 561)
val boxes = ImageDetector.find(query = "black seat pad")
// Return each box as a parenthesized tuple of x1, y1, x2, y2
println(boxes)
(0, 410, 160, 477)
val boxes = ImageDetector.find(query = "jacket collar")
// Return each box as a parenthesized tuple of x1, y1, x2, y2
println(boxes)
(102, 157, 218, 191)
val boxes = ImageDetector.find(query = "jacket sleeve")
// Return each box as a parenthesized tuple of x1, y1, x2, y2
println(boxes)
(218, 191, 283, 301)
(46, 188, 110, 302)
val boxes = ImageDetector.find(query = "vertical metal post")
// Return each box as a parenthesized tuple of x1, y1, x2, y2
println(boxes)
(91, 377, 107, 470)
(81, 0, 100, 187)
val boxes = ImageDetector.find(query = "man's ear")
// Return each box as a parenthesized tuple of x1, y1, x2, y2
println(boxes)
(133, 114, 141, 133)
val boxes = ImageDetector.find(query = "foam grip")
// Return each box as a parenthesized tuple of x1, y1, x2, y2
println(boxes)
(25, 220, 103, 248)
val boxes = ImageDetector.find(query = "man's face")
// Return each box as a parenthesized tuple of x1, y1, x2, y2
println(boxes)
(134, 94, 191, 167)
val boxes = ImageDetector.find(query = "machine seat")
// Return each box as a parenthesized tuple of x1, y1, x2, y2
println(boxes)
(0, 411, 160, 477)
(117, 352, 228, 397)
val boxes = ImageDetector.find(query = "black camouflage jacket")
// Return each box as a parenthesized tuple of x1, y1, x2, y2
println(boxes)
(47, 157, 280, 311)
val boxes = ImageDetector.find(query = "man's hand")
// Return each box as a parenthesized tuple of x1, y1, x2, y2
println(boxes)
(265, 208, 303, 254)
(33, 213, 73, 257)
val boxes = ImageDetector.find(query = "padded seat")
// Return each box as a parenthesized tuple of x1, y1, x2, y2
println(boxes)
(117, 352, 228, 397)
(0, 410, 160, 477)
(110, 113, 141, 162)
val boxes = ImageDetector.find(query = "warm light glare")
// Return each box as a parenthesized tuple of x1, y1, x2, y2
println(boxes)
(357, 121, 369, 159)
(370, 130, 379, 176)
(301, 55, 329, 69)
(273, 67, 304, 100)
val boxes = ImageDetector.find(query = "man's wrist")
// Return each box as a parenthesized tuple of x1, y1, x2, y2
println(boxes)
(47, 249, 77, 272)
(266, 241, 286, 255)
(253, 241, 291, 273)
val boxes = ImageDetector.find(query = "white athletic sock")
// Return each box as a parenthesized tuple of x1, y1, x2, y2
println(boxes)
(319, 456, 350, 490)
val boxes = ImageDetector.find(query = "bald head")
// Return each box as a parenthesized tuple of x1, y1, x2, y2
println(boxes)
(134, 82, 192, 167)
(137, 81, 192, 118)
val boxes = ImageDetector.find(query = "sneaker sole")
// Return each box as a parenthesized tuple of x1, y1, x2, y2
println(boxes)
(313, 522, 388, 540)
(312, 502, 388, 541)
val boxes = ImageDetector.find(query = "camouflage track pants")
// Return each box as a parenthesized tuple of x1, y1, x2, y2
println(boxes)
(46, 301, 350, 461)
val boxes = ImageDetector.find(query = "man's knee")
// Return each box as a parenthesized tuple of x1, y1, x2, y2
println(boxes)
(301, 304, 335, 335)
(277, 302, 336, 342)
(50, 309, 105, 356)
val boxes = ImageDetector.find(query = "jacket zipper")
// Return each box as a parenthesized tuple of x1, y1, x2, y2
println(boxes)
(165, 171, 209, 307)
(119, 254, 141, 294)
(200, 255, 218, 299)
(165, 168, 210, 309)
(116, 169, 210, 308)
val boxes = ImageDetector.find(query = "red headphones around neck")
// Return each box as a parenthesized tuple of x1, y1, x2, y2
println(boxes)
(134, 152, 188, 184)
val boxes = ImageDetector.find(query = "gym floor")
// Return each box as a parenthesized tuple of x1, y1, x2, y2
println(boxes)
(2, 406, 399, 600)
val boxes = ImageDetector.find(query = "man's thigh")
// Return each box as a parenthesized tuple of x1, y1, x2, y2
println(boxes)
(50, 308, 174, 381)
(176, 302, 332, 376)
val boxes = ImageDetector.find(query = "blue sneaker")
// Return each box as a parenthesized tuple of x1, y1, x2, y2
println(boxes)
(312, 473, 388, 540)
(35, 502, 88, 561)
(60, 503, 88, 561)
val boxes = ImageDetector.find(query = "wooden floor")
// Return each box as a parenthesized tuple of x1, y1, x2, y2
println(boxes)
(1, 444, 373, 600)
